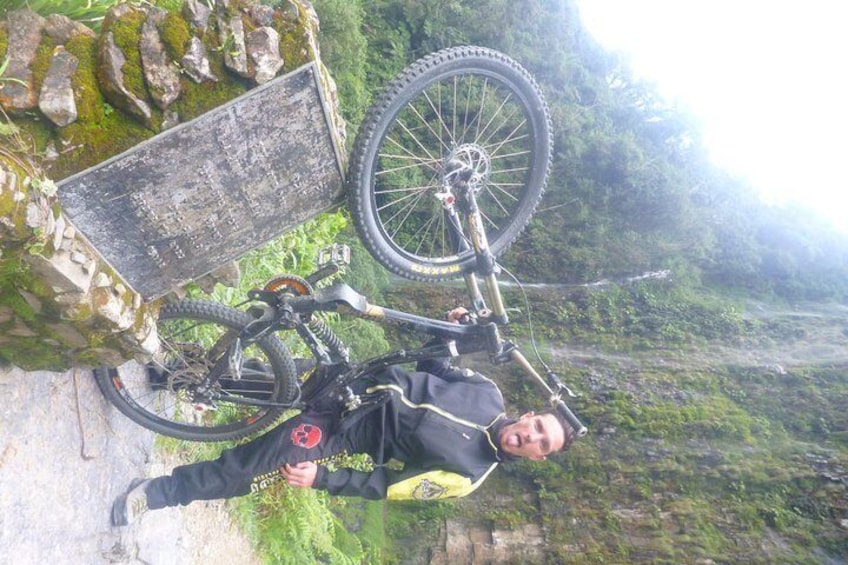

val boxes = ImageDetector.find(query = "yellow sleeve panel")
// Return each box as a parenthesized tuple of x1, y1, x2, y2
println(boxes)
(386, 463, 498, 501)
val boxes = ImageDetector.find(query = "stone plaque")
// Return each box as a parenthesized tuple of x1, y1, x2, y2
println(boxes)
(58, 63, 345, 299)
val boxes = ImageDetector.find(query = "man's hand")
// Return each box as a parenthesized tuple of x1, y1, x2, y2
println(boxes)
(446, 306, 471, 324)
(281, 461, 318, 488)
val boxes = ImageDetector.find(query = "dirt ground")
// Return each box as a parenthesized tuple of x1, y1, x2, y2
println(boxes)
(0, 361, 261, 565)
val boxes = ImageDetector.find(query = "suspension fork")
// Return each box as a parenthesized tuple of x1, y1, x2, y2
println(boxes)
(450, 185, 508, 325)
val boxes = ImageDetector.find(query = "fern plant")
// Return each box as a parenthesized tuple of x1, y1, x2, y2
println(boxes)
(255, 483, 367, 564)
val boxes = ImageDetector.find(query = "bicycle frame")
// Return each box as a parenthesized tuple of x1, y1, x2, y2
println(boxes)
(236, 163, 588, 438)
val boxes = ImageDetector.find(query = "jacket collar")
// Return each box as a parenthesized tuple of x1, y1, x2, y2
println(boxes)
(488, 416, 519, 462)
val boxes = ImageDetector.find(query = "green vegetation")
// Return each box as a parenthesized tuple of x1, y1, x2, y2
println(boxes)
(311, 0, 368, 132)
(158, 10, 192, 61)
(0, 0, 119, 31)
(412, 284, 848, 564)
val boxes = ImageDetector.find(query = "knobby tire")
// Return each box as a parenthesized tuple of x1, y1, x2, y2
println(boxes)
(95, 299, 297, 442)
(348, 45, 553, 281)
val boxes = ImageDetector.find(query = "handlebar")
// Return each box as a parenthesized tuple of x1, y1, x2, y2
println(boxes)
(508, 348, 587, 438)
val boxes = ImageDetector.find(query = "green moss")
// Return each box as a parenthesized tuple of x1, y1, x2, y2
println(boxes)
(240, 13, 258, 35)
(2, 289, 35, 324)
(13, 116, 55, 166)
(174, 75, 248, 120)
(159, 11, 191, 61)
(74, 348, 104, 366)
(0, 253, 27, 286)
(172, 31, 249, 119)
(65, 34, 105, 124)
(29, 35, 58, 96)
(0, 337, 66, 370)
(0, 25, 8, 60)
(274, 9, 313, 71)
(68, 303, 93, 323)
(86, 330, 106, 348)
(105, 8, 149, 103)
(0, 258, 72, 369)
(52, 107, 154, 179)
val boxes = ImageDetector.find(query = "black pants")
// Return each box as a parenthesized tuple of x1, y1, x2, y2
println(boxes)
(145, 408, 354, 509)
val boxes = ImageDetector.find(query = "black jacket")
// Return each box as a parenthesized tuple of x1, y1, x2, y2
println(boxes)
(312, 354, 508, 500)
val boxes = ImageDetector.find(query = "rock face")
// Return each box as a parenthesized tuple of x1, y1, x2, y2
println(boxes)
(0, 9, 45, 111)
(99, 30, 154, 124)
(0, 0, 340, 130)
(429, 517, 547, 564)
(139, 8, 182, 110)
(247, 27, 284, 84)
(181, 36, 218, 83)
(39, 47, 79, 127)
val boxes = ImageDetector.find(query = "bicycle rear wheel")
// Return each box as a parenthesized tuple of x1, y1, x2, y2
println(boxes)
(348, 45, 552, 281)
(95, 299, 298, 442)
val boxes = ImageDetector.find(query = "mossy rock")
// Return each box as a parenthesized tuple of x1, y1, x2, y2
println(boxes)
(276, 8, 313, 70)
(0, 336, 67, 370)
(0, 155, 39, 239)
(159, 10, 191, 61)
(101, 5, 148, 103)
(65, 33, 105, 124)
(51, 102, 154, 179)
(29, 33, 58, 96)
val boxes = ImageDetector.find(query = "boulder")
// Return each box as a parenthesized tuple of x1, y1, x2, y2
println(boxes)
(246, 27, 283, 84)
(98, 31, 153, 125)
(0, 9, 46, 112)
(139, 8, 182, 110)
(219, 15, 251, 78)
(44, 13, 96, 43)
(39, 47, 79, 127)
(182, 0, 212, 33)
(181, 37, 218, 83)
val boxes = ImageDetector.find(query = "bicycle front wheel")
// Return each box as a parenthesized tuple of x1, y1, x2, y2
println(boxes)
(348, 45, 552, 281)
(95, 299, 298, 442)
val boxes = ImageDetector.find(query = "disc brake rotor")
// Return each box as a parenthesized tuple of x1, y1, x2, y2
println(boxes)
(443, 143, 491, 194)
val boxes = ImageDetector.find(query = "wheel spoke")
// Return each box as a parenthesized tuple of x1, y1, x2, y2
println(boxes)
(389, 117, 441, 166)
(387, 189, 431, 241)
(351, 47, 550, 278)
(476, 91, 515, 145)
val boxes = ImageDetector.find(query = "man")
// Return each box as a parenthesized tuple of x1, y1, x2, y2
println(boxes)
(111, 309, 576, 526)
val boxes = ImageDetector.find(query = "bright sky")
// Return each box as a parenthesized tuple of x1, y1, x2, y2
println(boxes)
(575, 1, 848, 232)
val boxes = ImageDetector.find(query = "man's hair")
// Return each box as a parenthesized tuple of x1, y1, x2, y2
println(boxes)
(540, 408, 576, 452)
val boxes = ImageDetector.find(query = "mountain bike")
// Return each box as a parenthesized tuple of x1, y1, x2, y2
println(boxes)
(94, 46, 587, 443)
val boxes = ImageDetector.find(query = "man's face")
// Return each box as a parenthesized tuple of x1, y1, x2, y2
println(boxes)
(499, 412, 565, 460)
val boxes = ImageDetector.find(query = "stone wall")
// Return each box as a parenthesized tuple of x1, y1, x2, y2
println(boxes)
(0, 0, 344, 370)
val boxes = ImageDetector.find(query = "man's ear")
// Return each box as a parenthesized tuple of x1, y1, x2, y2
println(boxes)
(519, 411, 535, 420)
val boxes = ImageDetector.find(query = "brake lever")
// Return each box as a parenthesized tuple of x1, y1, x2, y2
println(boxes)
(540, 369, 587, 437)
(547, 371, 581, 399)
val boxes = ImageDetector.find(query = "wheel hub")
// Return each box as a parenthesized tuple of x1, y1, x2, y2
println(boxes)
(442, 143, 491, 194)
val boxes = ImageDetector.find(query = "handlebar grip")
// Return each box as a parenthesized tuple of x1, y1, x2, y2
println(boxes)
(555, 399, 588, 439)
